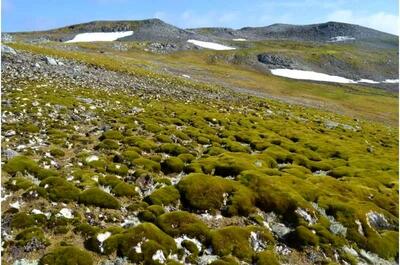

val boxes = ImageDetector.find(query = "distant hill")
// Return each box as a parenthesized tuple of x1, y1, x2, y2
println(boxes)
(190, 21, 398, 48)
(7, 19, 398, 47)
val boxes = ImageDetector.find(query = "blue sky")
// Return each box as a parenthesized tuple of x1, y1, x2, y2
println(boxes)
(2, 0, 399, 34)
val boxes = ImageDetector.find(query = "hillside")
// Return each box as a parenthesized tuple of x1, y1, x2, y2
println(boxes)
(1, 18, 399, 265)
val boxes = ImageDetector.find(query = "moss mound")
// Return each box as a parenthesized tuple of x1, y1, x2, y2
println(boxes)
(39, 246, 93, 265)
(79, 188, 120, 209)
(177, 173, 255, 216)
(40, 177, 80, 202)
(157, 211, 209, 241)
(161, 157, 184, 174)
(145, 185, 180, 206)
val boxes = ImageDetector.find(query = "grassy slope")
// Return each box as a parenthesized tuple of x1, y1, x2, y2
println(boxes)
(8, 41, 398, 125)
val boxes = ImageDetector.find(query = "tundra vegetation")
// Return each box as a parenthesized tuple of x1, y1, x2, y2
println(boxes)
(1, 33, 398, 264)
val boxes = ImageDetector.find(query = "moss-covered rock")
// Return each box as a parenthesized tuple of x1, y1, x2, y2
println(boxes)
(39, 246, 93, 265)
(159, 143, 188, 156)
(11, 212, 37, 229)
(40, 177, 80, 202)
(133, 157, 161, 172)
(177, 173, 255, 216)
(161, 157, 184, 174)
(210, 226, 274, 262)
(288, 225, 319, 247)
(79, 188, 120, 209)
(118, 223, 177, 263)
(112, 182, 137, 197)
(3, 156, 58, 179)
(157, 211, 209, 242)
(145, 186, 180, 206)
(256, 250, 280, 265)
(15, 227, 49, 247)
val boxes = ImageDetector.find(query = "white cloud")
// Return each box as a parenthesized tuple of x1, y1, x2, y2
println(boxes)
(327, 9, 399, 35)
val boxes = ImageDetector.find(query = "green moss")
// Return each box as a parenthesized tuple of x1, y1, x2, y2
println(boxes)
(79, 188, 121, 209)
(20, 123, 40, 133)
(3, 156, 38, 176)
(133, 157, 161, 172)
(102, 130, 123, 140)
(157, 211, 209, 242)
(145, 186, 180, 206)
(328, 166, 357, 178)
(205, 146, 226, 156)
(118, 223, 177, 263)
(40, 177, 80, 202)
(122, 150, 141, 162)
(138, 210, 157, 222)
(15, 227, 49, 247)
(366, 231, 399, 259)
(161, 157, 184, 174)
(211, 226, 274, 262)
(288, 226, 319, 247)
(96, 139, 120, 150)
(112, 182, 137, 197)
(147, 205, 165, 216)
(177, 153, 195, 163)
(50, 148, 66, 157)
(6, 177, 34, 191)
(177, 173, 255, 216)
(107, 163, 129, 176)
(124, 136, 158, 151)
(73, 223, 101, 238)
(39, 246, 93, 265)
(156, 134, 173, 143)
(11, 212, 36, 229)
(256, 250, 280, 265)
(159, 143, 188, 156)
(98, 175, 121, 187)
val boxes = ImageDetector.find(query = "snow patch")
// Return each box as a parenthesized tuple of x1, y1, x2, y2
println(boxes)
(152, 250, 166, 263)
(328, 36, 356, 42)
(270, 69, 356, 83)
(383, 79, 399, 83)
(232, 38, 247, 41)
(187, 39, 236, 50)
(357, 79, 379, 84)
(65, 31, 133, 43)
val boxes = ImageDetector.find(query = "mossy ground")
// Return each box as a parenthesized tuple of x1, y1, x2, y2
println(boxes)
(1, 43, 398, 264)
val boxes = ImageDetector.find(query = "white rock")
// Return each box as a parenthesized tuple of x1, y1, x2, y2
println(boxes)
(58, 208, 73, 219)
(10, 201, 21, 209)
(85, 155, 99, 163)
(97, 231, 112, 243)
(232, 38, 247, 41)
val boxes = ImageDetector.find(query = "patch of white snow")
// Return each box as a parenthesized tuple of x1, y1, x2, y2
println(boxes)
(270, 69, 356, 83)
(65, 31, 133, 43)
(152, 250, 166, 263)
(187, 39, 236, 50)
